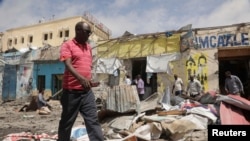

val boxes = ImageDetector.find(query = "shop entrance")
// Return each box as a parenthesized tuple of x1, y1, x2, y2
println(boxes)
(132, 58, 157, 99)
(218, 47, 250, 98)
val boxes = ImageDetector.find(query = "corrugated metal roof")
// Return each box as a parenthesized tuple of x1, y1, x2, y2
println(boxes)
(33, 45, 60, 61)
(105, 85, 140, 113)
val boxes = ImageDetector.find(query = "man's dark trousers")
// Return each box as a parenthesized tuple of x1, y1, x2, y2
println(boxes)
(58, 90, 104, 141)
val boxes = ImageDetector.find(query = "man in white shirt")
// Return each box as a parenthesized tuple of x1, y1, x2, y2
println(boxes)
(186, 75, 202, 98)
(172, 74, 184, 96)
(125, 75, 132, 85)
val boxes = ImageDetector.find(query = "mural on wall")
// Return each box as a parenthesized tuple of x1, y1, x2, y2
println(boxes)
(180, 29, 195, 52)
(186, 53, 208, 91)
(16, 64, 33, 98)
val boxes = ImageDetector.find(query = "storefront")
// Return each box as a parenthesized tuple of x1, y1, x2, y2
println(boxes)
(218, 47, 250, 97)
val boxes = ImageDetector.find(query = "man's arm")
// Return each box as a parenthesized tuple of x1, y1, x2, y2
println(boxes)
(180, 79, 184, 90)
(64, 58, 91, 88)
(196, 80, 202, 93)
(186, 82, 190, 95)
(235, 76, 244, 93)
(224, 79, 229, 94)
(172, 84, 175, 94)
(38, 94, 47, 105)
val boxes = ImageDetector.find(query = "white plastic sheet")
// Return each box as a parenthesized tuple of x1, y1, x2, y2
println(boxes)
(95, 58, 122, 74)
(146, 53, 181, 73)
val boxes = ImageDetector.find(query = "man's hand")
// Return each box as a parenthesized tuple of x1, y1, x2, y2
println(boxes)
(79, 77, 91, 89)
(91, 82, 100, 87)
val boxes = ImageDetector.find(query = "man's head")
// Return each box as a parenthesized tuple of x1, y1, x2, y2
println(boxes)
(39, 88, 45, 94)
(189, 75, 194, 81)
(174, 74, 178, 80)
(136, 74, 141, 79)
(75, 21, 92, 44)
(225, 71, 231, 78)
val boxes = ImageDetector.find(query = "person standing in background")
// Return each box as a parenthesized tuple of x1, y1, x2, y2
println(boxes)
(224, 71, 244, 96)
(172, 74, 184, 96)
(186, 75, 202, 98)
(58, 21, 103, 141)
(125, 75, 132, 85)
(134, 74, 145, 101)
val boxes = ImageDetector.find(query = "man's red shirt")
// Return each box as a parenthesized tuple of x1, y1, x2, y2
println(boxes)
(60, 39, 92, 90)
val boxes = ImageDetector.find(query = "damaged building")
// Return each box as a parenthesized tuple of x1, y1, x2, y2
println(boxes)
(95, 22, 250, 100)
(0, 14, 250, 140)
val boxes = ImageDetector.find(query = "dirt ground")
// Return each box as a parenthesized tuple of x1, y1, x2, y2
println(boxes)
(0, 99, 84, 140)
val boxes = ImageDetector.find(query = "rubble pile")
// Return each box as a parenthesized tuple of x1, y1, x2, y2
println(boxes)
(1, 85, 250, 141)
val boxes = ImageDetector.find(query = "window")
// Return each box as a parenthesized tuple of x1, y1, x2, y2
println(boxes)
(65, 30, 69, 37)
(8, 39, 12, 46)
(37, 75, 45, 90)
(44, 33, 48, 40)
(21, 37, 24, 44)
(29, 36, 33, 43)
(59, 31, 63, 38)
(50, 32, 53, 39)
(14, 38, 17, 45)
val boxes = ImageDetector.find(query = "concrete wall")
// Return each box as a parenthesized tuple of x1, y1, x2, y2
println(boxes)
(1, 16, 110, 52)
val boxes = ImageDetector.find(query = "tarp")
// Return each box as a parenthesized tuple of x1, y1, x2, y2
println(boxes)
(146, 53, 181, 73)
(218, 94, 250, 125)
(217, 94, 250, 111)
(95, 58, 122, 74)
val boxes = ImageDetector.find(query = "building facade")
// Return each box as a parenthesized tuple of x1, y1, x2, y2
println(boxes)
(0, 14, 111, 52)
(0, 14, 111, 101)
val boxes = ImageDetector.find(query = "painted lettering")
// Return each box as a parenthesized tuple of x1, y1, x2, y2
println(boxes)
(199, 36, 209, 48)
(217, 35, 224, 47)
(210, 36, 216, 48)
(242, 33, 249, 45)
(196, 33, 249, 49)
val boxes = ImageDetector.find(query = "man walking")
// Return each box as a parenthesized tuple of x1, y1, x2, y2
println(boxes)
(58, 21, 103, 141)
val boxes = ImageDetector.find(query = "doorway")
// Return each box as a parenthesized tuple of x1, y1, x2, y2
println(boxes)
(132, 58, 157, 99)
(218, 47, 250, 98)
(219, 60, 249, 95)
(52, 74, 63, 100)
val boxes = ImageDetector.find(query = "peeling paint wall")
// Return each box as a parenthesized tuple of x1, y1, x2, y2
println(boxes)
(97, 34, 181, 59)
(187, 49, 218, 92)
(156, 49, 219, 94)
(16, 64, 34, 98)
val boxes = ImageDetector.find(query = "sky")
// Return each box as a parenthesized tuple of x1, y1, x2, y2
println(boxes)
(0, 0, 250, 38)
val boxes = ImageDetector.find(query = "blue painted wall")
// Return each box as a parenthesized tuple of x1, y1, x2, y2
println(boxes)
(33, 61, 64, 90)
